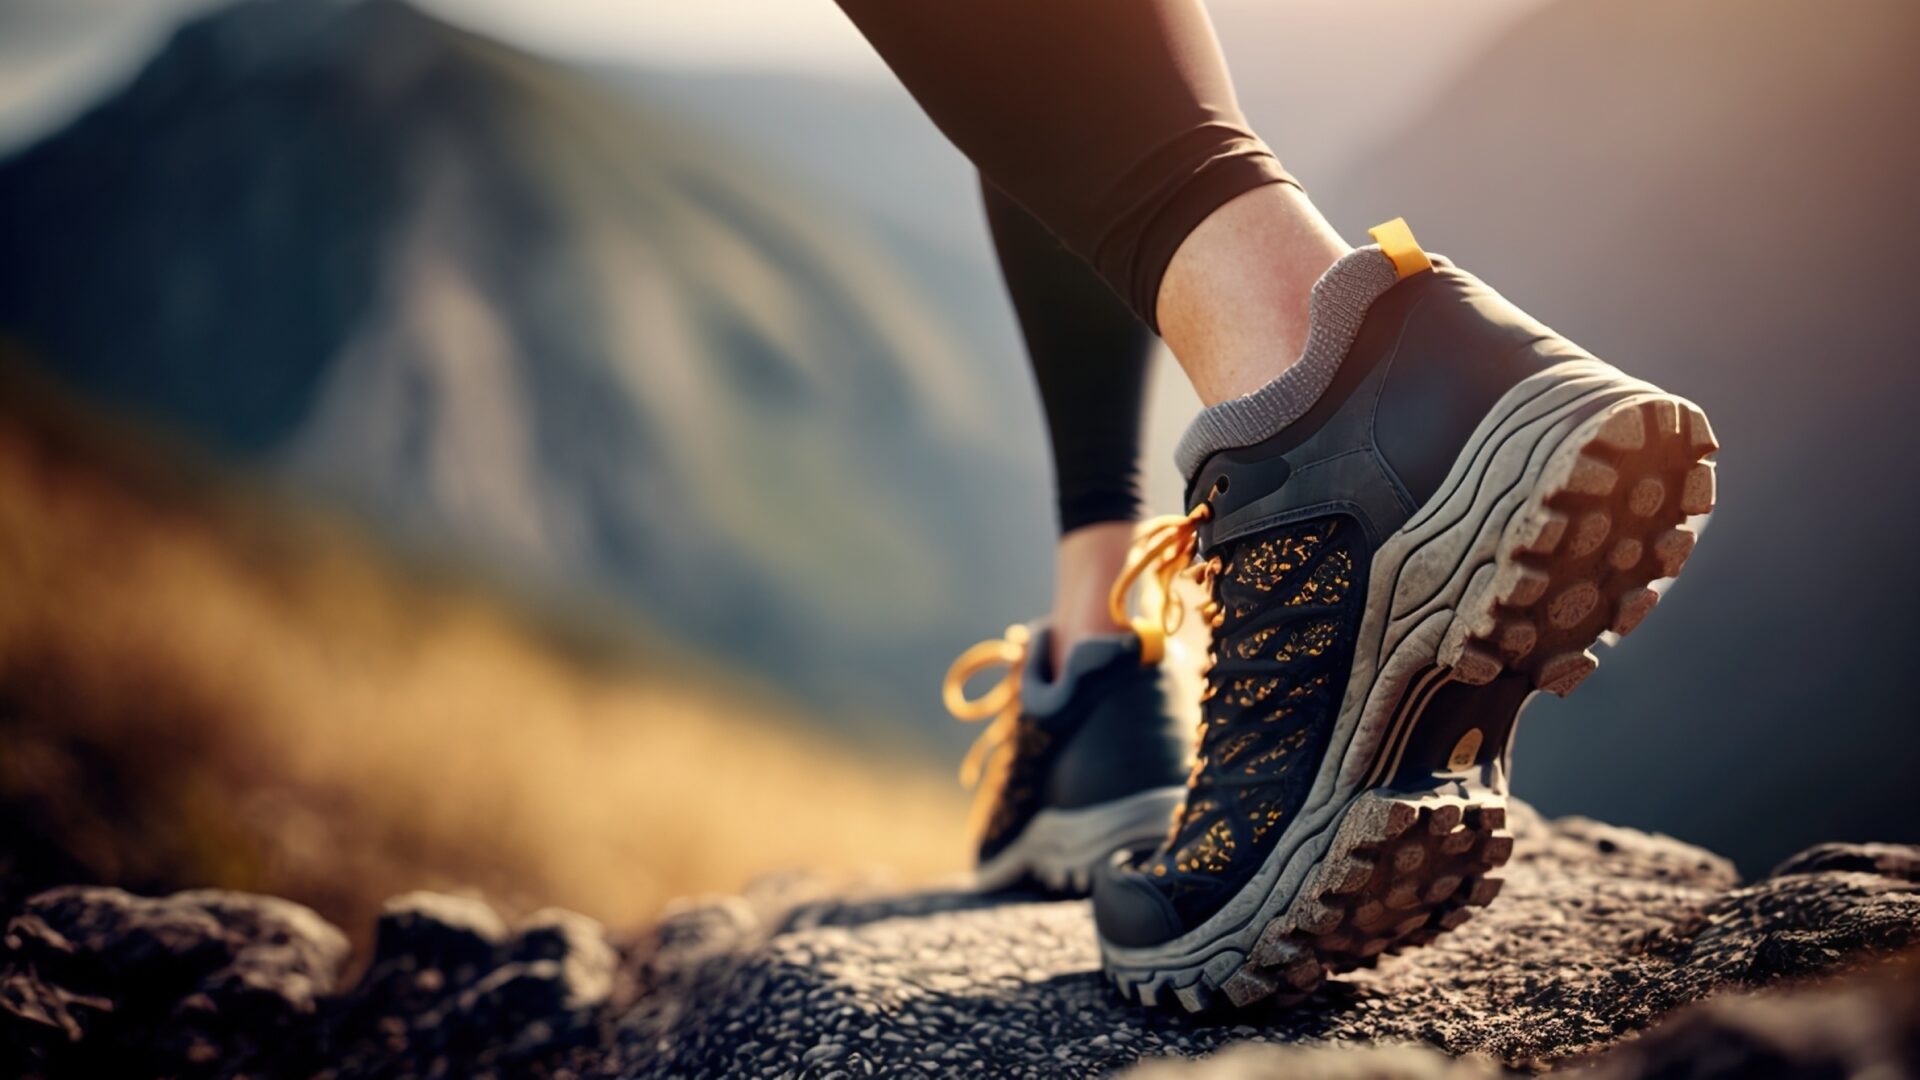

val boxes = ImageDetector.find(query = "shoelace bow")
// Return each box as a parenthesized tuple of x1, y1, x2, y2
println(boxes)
(1107, 503, 1225, 665)
(941, 623, 1032, 841)
(943, 505, 1225, 841)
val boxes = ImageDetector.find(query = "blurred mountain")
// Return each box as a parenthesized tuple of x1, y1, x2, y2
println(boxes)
(1315, 0, 1920, 869)
(605, 65, 1028, 421)
(0, 0, 1052, 743)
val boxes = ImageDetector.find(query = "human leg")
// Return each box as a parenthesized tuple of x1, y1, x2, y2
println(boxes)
(940, 182, 1187, 895)
(981, 179, 1155, 671)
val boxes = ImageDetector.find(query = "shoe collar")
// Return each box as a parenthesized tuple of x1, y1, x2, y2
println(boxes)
(1019, 623, 1143, 717)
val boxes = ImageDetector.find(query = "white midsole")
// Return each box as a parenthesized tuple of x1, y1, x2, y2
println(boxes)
(974, 786, 1186, 892)
(1100, 359, 1659, 979)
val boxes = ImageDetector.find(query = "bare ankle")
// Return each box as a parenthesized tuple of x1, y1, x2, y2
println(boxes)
(1156, 184, 1350, 406)
(1049, 521, 1136, 674)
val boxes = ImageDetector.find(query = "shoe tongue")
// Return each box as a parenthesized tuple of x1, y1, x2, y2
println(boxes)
(1171, 245, 1402, 485)
(1021, 631, 1138, 717)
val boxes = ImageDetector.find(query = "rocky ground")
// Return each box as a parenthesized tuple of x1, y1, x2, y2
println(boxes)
(3, 803, 1917, 1078)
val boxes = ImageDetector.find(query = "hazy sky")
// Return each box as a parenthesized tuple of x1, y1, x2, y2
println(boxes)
(1, 0, 879, 149)
(0, 0, 1545, 152)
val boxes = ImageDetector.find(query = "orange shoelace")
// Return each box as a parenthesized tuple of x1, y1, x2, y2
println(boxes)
(1109, 503, 1229, 845)
(943, 506, 1224, 841)
(941, 623, 1032, 841)
(1107, 504, 1224, 665)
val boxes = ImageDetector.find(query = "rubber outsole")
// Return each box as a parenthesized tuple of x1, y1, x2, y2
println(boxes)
(1104, 390, 1718, 1012)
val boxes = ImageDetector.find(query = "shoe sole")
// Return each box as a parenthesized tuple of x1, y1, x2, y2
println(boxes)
(974, 786, 1186, 896)
(1100, 360, 1719, 1011)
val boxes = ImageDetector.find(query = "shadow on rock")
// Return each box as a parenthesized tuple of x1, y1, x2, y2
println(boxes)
(779, 885, 1048, 934)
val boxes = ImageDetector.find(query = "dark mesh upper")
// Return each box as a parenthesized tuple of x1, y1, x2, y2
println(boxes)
(1129, 514, 1367, 926)
(977, 719, 1060, 862)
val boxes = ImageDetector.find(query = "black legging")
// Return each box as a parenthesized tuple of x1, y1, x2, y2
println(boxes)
(983, 181, 1154, 533)
(835, 0, 1294, 535)
(834, 0, 1294, 328)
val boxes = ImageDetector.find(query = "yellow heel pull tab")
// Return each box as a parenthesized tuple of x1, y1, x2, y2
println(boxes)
(1368, 217, 1433, 280)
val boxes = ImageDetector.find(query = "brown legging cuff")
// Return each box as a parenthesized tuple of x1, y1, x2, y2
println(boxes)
(833, 0, 1297, 331)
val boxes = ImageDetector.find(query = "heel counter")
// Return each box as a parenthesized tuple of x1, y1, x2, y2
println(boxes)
(1374, 266, 1599, 507)
(1043, 666, 1190, 811)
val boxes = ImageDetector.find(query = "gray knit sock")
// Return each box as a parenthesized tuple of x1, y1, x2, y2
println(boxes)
(1173, 245, 1402, 482)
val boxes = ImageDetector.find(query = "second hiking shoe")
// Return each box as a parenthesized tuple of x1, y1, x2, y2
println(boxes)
(944, 623, 1189, 894)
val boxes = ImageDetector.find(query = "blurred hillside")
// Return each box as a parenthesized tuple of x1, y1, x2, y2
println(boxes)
(0, 0, 1052, 750)
(1315, 0, 1920, 867)
(0, 361, 968, 933)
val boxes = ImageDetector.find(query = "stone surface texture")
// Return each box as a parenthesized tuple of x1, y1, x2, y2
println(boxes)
(0, 885, 349, 1073)
(1, 886, 617, 1077)
(608, 804, 1920, 1079)
(1, 805, 1917, 1078)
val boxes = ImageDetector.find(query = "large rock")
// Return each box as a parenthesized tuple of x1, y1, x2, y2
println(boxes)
(0, 886, 617, 1077)
(333, 892, 619, 1072)
(0, 886, 349, 1075)
(601, 804, 1920, 1079)
(2, 819, 1913, 1078)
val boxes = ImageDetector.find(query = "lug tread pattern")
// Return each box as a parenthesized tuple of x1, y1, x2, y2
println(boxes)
(1438, 397, 1717, 698)
(1110, 792, 1511, 1012)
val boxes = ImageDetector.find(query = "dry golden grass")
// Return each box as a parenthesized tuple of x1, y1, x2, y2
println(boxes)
(0, 376, 969, 938)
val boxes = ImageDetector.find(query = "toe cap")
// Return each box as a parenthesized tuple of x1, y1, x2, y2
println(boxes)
(1092, 863, 1188, 948)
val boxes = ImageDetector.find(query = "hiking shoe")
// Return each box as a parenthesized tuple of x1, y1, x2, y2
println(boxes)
(943, 622, 1189, 894)
(1092, 220, 1719, 1010)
